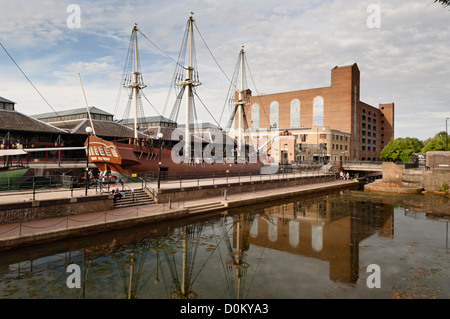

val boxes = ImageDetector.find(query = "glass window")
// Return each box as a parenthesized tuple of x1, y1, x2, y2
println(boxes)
(313, 96, 324, 127)
(270, 101, 279, 129)
(251, 104, 260, 130)
(290, 99, 301, 128)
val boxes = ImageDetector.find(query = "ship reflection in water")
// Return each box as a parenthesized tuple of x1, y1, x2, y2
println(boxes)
(0, 191, 448, 299)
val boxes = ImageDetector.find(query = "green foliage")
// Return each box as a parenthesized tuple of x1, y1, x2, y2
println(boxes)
(380, 137, 424, 162)
(422, 131, 448, 152)
(434, 0, 450, 7)
(381, 131, 449, 163)
(438, 183, 449, 193)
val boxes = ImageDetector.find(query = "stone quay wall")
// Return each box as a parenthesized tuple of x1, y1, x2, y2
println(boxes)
(0, 195, 114, 225)
(156, 174, 338, 204)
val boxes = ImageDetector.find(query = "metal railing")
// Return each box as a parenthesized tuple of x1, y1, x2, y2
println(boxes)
(0, 175, 69, 192)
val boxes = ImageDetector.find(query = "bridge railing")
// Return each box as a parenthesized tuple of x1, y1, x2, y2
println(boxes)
(343, 160, 383, 166)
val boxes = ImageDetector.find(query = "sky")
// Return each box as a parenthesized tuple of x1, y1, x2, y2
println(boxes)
(0, 0, 449, 141)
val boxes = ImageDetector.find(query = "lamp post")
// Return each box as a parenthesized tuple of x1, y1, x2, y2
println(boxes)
(157, 132, 163, 190)
(342, 150, 348, 164)
(446, 117, 449, 152)
(55, 135, 63, 167)
(85, 126, 92, 196)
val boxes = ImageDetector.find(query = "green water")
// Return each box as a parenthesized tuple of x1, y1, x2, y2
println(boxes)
(0, 190, 448, 299)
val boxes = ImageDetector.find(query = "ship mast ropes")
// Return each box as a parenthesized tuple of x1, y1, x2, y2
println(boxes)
(224, 47, 251, 159)
(170, 12, 203, 161)
(122, 23, 147, 139)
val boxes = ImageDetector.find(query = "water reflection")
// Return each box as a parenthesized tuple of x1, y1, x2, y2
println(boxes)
(0, 190, 448, 299)
(242, 194, 394, 285)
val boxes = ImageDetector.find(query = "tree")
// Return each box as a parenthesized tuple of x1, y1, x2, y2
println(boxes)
(434, 0, 450, 7)
(380, 137, 424, 162)
(422, 131, 448, 152)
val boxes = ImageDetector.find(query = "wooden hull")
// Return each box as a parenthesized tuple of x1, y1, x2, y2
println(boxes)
(85, 136, 262, 175)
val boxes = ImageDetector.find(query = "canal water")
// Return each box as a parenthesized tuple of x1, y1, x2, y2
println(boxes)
(0, 190, 448, 299)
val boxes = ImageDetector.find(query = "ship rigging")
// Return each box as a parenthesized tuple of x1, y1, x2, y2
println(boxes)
(85, 12, 263, 176)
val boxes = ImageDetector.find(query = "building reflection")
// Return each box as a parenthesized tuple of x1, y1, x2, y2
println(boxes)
(0, 194, 404, 298)
(229, 195, 394, 284)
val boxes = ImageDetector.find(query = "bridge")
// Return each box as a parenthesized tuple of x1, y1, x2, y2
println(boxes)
(341, 161, 383, 182)
(342, 161, 383, 172)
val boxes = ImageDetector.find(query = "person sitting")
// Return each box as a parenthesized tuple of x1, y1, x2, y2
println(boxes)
(113, 187, 123, 203)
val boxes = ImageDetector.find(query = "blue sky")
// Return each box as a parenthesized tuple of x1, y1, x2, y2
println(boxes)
(0, 0, 449, 140)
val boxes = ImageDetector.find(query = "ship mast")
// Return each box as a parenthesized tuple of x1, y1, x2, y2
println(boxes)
(176, 12, 202, 161)
(124, 23, 147, 140)
(237, 46, 245, 158)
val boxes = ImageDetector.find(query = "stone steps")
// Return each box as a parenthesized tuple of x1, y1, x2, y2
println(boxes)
(186, 201, 226, 214)
(113, 189, 155, 209)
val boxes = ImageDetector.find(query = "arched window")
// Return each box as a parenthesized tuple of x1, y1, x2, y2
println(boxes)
(311, 225, 323, 252)
(250, 215, 259, 238)
(268, 217, 278, 242)
(289, 220, 300, 247)
(313, 96, 324, 127)
(290, 99, 301, 128)
(251, 104, 259, 130)
(270, 102, 279, 129)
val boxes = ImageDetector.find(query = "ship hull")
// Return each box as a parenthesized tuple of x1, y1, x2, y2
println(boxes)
(85, 136, 262, 176)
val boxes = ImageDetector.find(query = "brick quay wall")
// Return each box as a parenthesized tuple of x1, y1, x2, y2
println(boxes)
(0, 195, 114, 225)
(156, 174, 342, 204)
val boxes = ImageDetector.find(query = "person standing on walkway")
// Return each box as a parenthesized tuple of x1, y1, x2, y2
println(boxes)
(97, 178, 103, 193)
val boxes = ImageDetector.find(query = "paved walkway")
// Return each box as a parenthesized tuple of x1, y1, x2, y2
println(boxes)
(0, 171, 334, 204)
(0, 174, 358, 251)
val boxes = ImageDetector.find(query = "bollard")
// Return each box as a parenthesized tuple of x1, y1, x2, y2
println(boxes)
(224, 189, 227, 201)
(169, 196, 172, 209)
(33, 183, 36, 201)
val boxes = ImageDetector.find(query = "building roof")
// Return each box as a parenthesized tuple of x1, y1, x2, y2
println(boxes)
(120, 115, 176, 125)
(144, 127, 210, 143)
(32, 106, 113, 119)
(73, 119, 148, 139)
(0, 109, 66, 134)
(0, 96, 15, 104)
(178, 122, 222, 130)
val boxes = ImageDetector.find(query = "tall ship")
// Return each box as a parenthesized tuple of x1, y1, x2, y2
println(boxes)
(85, 13, 263, 177)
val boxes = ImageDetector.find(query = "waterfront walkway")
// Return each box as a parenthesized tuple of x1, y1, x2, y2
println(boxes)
(0, 175, 358, 251)
(0, 170, 336, 204)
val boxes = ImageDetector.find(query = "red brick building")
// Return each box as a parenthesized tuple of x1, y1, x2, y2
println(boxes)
(241, 63, 394, 162)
